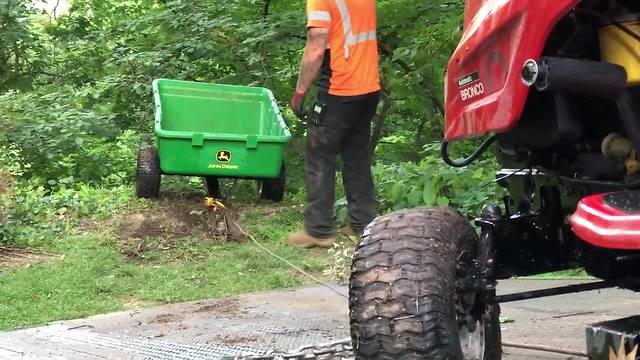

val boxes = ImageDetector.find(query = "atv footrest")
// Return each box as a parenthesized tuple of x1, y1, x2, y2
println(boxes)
(569, 192, 640, 250)
(587, 316, 640, 360)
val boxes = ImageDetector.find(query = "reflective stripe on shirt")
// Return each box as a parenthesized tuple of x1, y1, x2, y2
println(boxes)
(308, 10, 332, 22)
(334, 0, 377, 59)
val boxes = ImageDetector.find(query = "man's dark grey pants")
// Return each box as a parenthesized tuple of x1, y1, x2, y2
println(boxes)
(304, 91, 380, 239)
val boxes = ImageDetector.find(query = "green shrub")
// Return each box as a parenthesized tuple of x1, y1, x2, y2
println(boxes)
(0, 87, 131, 185)
(374, 143, 503, 217)
(0, 182, 135, 248)
(0, 143, 30, 177)
(336, 142, 504, 224)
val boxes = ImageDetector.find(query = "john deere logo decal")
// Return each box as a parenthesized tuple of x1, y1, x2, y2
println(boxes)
(216, 150, 231, 163)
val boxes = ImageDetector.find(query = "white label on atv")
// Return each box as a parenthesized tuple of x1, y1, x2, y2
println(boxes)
(460, 82, 485, 101)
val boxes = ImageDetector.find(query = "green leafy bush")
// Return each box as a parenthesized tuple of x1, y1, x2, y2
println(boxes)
(374, 143, 503, 217)
(334, 143, 503, 227)
(0, 143, 30, 177)
(0, 182, 135, 247)
(0, 88, 142, 187)
(1, 88, 121, 183)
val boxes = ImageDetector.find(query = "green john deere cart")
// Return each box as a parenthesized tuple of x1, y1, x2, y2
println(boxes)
(136, 79, 291, 202)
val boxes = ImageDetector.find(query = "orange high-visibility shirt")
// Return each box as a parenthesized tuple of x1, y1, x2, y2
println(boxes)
(306, 0, 381, 96)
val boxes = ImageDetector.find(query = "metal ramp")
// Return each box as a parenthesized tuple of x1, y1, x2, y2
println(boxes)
(3, 280, 640, 359)
(0, 324, 266, 359)
(0, 286, 350, 359)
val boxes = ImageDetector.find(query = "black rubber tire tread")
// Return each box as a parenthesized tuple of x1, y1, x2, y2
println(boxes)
(135, 146, 161, 198)
(349, 207, 501, 360)
(204, 176, 222, 199)
(259, 162, 286, 202)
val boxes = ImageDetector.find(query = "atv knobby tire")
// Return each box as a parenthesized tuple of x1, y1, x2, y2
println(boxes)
(349, 207, 501, 360)
(259, 162, 285, 202)
(135, 146, 161, 199)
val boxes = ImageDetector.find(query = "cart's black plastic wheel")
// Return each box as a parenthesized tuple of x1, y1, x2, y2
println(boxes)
(259, 163, 286, 202)
(136, 146, 161, 199)
(204, 176, 221, 199)
(349, 207, 502, 360)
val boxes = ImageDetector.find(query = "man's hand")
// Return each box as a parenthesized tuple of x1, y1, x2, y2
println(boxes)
(290, 90, 307, 119)
(291, 27, 329, 119)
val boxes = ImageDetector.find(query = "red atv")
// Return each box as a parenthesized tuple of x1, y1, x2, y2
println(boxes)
(349, 0, 640, 359)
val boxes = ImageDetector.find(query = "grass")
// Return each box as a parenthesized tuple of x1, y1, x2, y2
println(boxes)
(0, 176, 333, 330)
(528, 268, 591, 279)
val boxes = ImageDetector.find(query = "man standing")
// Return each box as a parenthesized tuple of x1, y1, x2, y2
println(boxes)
(288, 0, 380, 248)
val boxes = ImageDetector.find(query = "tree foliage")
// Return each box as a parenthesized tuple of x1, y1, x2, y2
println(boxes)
(0, 0, 500, 234)
(1, 0, 465, 167)
(0, 0, 42, 90)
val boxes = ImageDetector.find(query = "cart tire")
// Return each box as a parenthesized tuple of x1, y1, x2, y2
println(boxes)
(259, 163, 285, 202)
(349, 207, 501, 360)
(136, 146, 161, 199)
(204, 176, 221, 199)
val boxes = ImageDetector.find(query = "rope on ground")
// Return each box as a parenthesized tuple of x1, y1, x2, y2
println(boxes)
(502, 341, 588, 357)
(233, 222, 348, 299)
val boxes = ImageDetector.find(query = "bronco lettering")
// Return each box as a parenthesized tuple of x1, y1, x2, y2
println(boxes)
(460, 83, 485, 101)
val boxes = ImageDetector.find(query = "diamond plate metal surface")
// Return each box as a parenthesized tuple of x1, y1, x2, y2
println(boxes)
(0, 286, 351, 359)
(1, 325, 272, 359)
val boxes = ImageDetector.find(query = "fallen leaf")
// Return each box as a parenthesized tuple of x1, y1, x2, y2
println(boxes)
(499, 316, 515, 324)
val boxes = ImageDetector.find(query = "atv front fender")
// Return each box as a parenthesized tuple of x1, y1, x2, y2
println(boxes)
(444, 0, 580, 140)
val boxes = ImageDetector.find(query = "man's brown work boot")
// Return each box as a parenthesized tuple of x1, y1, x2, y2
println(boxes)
(287, 231, 335, 249)
(340, 224, 363, 242)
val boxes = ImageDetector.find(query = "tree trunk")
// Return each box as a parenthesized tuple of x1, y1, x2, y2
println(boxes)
(263, 0, 271, 21)
(369, 87, 392, 160)
(415, 116, 428, 155)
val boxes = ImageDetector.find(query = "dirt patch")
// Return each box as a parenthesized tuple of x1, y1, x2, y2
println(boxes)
(149, 313, 182, 324)
(106, 195, 247, 259)
(76, 192, 261, 261)
(195, 298, 249, 317)
(114, 196, 246, 242)
(0, 247, 55, 270)
(115, 210, 193, 241)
